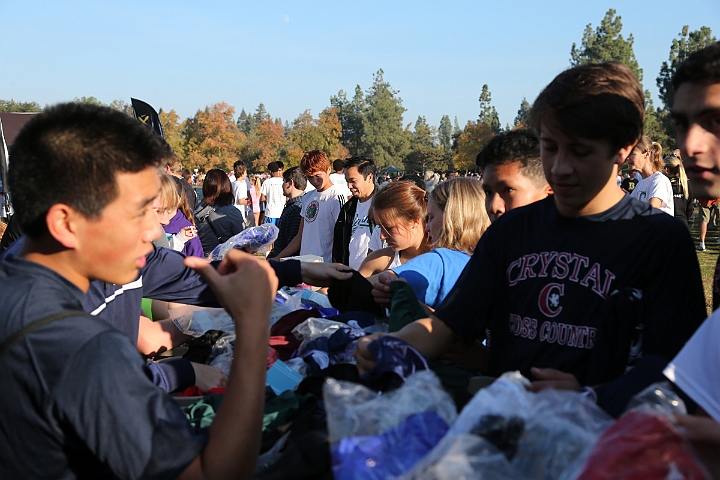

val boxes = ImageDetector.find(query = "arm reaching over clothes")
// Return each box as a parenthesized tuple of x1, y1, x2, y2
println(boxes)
(300, 261, 353, 286)
(179, 249, 277, 480)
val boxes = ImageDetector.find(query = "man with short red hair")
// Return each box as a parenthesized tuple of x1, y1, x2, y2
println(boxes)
(275, 150, 349, 262)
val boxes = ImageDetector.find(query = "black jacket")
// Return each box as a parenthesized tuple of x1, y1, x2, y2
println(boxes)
(332, 190, 375, 266)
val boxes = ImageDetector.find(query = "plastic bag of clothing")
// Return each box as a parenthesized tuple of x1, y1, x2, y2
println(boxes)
(269, 288, 338, 327)
(209, 223, 278, 260)
(269, 288, 305, 327)
(298, 326, 366, 374)
(403, 371, 612, 480)
(399, 434, 517, 480)
(573, 383, 709, 480)
(324, 370, 457, 480)
(171, 306, 234, 337)
(293, 317, 349, 351)
(207, 333, 235, 376)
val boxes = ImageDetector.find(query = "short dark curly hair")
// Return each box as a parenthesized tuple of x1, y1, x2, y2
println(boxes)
(476, 129, 547, 187)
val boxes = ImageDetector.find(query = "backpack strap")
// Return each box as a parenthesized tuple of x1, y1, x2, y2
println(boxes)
(0, 310, 89, 358)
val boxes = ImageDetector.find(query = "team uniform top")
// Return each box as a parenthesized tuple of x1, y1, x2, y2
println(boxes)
(0, 255, 205, 479)
(435, 195, 705, 386)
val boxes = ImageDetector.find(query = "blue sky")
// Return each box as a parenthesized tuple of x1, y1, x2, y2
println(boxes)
(2, 1, 718, 130)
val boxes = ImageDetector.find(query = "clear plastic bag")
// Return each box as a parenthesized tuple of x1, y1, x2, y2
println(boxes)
(209, 223, 278, 261)
(400, 434, 517, 480)
(324, 370, 457, 446)
(269, 288, 305, 327)
(207, 333, 235, 376)
(292, 317, 348, 351)
(324, 370, 458, 480)
(572, 382, 708, 480)
(403, 372, 613, 480)
(171, 306, 234, 337)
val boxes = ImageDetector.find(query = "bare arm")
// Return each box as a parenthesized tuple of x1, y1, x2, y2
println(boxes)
(357, 247, 393, 277)
(649, 197, 663, 209)
(136, 316, 191, 356)
(354, 314, 454, 374)
(274, 219, 304, 259)
(178, 250, 277, 480)
(300, 262, 353, 287)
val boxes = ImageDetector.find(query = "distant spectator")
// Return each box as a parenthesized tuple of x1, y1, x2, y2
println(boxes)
(663, 153, 695, 229)
(424, 170, 439, 193)
(163, 145, 197, 209)
(275, 150, 350, 262)
(333, 156, 377, 268)
(330, 159, 348, 188)
(232, 160, 252, 226)
(626, 135, 674, 215)
(260, 162, 285, 226)
(397, 173, 425, 191)
(268, 167, 306, 258)
(248, 175, 262, 227)
(194, 169, 245, 255)
(157, 173, 203, 258)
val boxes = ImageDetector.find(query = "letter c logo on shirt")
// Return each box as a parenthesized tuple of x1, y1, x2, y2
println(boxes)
(538, 283, 564, 318)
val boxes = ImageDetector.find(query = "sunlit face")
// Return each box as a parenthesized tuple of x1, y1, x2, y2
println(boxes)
(673, 82, 720, 199)
(482, 162, 551, 222)
(624, 148, 650, 173)
(375, 214, 420, 251)
(539, 123, 630, 217)
(73, 167, 160, 286)
(304, 168, 332, 192)
(426, 198, 444, 244)
(345, 167, 374, 200)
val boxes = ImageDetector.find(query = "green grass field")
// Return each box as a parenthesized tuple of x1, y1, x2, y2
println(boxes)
(691, 217, 719, 316)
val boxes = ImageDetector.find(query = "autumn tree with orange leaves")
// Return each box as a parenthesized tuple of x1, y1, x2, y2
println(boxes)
(236, 118, 286, 171)
(286, 108, 348, 165)
(452, 121, 494, 171)
(183, 102, 245, 172)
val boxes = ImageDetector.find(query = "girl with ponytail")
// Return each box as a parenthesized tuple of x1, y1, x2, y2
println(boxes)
(663, 152, 695, 228)
(625, 135, 674, 215)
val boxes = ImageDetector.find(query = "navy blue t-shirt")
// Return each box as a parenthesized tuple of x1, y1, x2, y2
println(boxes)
(2, 239, 303, 393)
(0, 255, 206, 479)
(435, 195, 706, 385)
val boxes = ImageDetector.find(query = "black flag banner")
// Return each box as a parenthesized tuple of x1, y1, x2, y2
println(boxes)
(131, 98, 165, 138)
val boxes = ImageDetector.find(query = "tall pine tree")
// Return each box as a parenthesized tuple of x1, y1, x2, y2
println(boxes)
(570, 9, 642, 82)
(363, 69, 409, 168)
(478, 85, 501, 134)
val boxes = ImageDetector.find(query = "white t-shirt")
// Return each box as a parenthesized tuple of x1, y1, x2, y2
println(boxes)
(368, 227, 385, 252)
(260, 177, 286, 219)
(664, 311, 720, 421)
(232, 178, 250, 221)
(347, 198, 374, 270)
(631, 171, 674, 216)
(330, 172, 347, 188)
(300, 184, 348, 262)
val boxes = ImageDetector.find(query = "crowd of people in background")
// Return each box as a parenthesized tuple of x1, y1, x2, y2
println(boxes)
(2, 43, 720, 478)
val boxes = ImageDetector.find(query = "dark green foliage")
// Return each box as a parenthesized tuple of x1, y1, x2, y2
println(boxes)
(570, 9, 642, 83)
(362, 69, 409, 168)
(478, 85, 501, 134)
(0, 99, 42, 112)
(331, 85, 367, 156)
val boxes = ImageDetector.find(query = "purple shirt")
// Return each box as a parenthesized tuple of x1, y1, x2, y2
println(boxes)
(163, 210, 205, 258)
